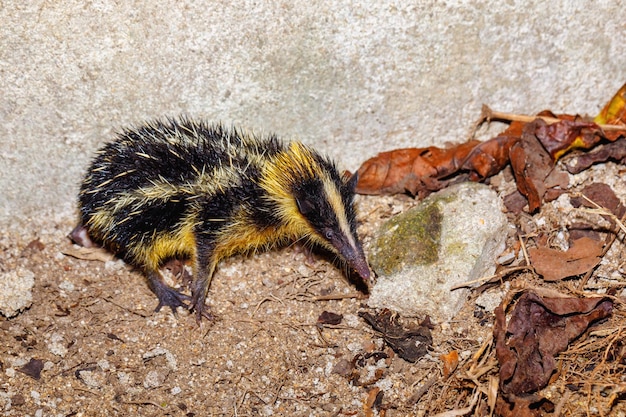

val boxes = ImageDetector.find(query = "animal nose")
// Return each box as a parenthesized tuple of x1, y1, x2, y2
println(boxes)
(350, 255, 371, 281)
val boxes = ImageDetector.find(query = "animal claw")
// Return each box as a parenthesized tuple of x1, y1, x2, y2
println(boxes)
(189, 295, 215, 323)
(153, 287, 191, 315)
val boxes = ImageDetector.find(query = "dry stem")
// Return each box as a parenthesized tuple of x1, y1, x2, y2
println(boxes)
(482, 105, 626, 132)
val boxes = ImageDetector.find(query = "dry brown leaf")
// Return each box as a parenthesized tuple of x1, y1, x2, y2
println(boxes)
(528, 237, 604, 281)
(509, 120, 567, 213)
(62, 245, 116, 262)
(571, 182, 626, 218)
(359, 309, 432, 362)
(568, 182, 626, 244)
(17, 358, 44, 380)
(534, 112, 604, 160)
(317, 310, 343, 325)
(462, 133, 521, 180)
(567, 139, 626, 173)
(494, 290, 612, 415)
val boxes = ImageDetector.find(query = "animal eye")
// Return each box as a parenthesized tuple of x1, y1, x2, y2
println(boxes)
(324, 230, 334, 240)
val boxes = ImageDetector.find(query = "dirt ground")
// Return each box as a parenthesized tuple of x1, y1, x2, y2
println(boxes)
(2, 161, 626, 417)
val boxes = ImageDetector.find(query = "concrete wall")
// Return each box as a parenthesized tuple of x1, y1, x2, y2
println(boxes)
(2, 0, 625, 231)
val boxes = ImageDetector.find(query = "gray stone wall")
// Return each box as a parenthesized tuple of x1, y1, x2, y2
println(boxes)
(2, 1, 624, 229)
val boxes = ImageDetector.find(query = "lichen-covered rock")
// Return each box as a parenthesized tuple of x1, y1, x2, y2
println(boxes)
(368, 182, 509, 322)
(368, 197, 443, 276)
(0, 268, 35, 317)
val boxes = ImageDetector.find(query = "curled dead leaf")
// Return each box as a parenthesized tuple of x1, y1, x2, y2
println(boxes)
(355, 141, 480, 197)
(462, 133, 520, 180)
(535, 115, 603, 161)
(509, 120, 567, 213)
(359, 309, 432, 362)
(494, 290, 612, 413)
(566, 139, 626, 174)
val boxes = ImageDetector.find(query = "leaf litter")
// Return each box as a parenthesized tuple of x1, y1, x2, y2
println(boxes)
(355, 83, 626, 212)
(354, 82, 626, 416)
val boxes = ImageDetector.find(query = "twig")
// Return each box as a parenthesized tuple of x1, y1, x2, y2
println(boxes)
(121, 399, 166, 409)
(450, 265, 531, 290)
(313, 292, 366, 301)
(482, 105, 626, 132)
(487, 375, 498, 417)
(600, 327, 624, 372)
(518, 234, 530, 267)
(252, 293, 285, 316)
(271, 374, 287, 405)
(553, 390, 571, 417)
(407, 375, 439, 404)
(73, 386, 101, 396)
(103, 297, 150, 318)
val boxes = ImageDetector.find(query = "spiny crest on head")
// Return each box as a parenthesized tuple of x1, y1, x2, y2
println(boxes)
(262, 142, 319, 194)
(260, 141, 328, 230)
(277, 141, 318, 179)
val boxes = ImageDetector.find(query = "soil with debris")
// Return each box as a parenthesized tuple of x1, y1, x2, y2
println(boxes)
(2, 160, 626, 416)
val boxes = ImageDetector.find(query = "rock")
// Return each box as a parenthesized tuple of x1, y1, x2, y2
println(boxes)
(77, 370, 104, 388)
(0, 268, 35, 318)
(142, 347, 178, 370)
(46, 332, 68, 357)
(367, 182, 509, 322)
(143, 370, 167, 389)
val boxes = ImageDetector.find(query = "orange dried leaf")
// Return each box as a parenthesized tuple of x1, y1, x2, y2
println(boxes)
(363, 387, 381, 417)
(355, 83, 626, 214)
(462, 134, 519, 180)
(439, 350, 459, 379)
(355, 141, 480, 197)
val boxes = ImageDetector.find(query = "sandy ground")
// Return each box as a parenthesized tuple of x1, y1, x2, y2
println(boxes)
(1, 163, 625, 416)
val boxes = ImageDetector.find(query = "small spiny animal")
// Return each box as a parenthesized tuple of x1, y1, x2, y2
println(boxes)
(74, 118, 370, 321)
